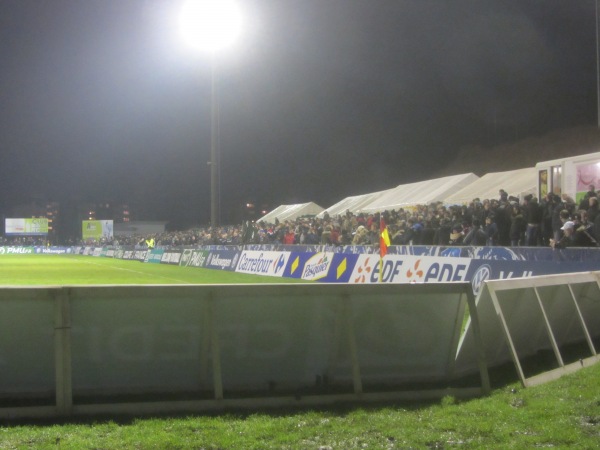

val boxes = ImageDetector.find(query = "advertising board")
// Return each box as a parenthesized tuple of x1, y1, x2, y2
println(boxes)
(82, 220, 114, 240)
(5, 218, 48, 236)
(179, 249, 210, 268)
(235, 250, 288, 276)
(0, 246, 34, 255)
(346, 254, 472, 284)
(205, 250, 241, 271)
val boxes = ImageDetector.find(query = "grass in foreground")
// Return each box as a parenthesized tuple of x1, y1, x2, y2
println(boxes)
(0, 255, 307, 285)
(0, 363, 599, 449)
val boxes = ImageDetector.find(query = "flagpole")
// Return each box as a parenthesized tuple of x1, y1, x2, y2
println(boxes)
(379, 215, 390, 283)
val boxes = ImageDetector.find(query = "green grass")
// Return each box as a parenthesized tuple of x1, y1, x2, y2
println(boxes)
(0, 365, 599, 448)
(1, 254, 599, 448)
(0, 255, 306, 285)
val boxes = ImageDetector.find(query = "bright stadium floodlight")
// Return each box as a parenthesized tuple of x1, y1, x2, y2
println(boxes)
(179, 0, 243, 53)
(178, 0, 243, 228)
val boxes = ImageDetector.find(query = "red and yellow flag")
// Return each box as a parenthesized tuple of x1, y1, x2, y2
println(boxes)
(380, 217, 391, 258)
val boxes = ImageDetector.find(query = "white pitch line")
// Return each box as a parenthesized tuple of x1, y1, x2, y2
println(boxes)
(70, 257, 194, 284)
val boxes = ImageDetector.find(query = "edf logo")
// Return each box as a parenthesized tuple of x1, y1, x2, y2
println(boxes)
(370, 260, 404, 282)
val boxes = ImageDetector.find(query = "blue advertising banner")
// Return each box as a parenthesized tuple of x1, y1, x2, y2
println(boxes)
(30, 244, 600, 295)
(465, 258, 600, 297)
(205, 250, 241, 271)
(283, 252, 336, 281)
(384, 245, 600, 263)
(319, 252, 600, 293)
(282, 252, 312, 279)
(33, 247, 73, 255)
(320, 253, 361, 283)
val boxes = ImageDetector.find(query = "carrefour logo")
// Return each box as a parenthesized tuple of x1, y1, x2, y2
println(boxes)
(238, 252, 276, 273)
(273, 254, 286, 274)
(471, 264, 491, 297)
(237, 251, 289, 276)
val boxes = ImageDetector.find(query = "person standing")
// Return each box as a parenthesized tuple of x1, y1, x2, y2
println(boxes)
(145, 237, 155, 250)
(484, 215, 499, 246)
(523, 194, 543, 246)
(510, 203, 526, 246)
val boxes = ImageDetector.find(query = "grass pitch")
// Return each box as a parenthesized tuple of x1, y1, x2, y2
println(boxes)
(0, 254, 304, 286)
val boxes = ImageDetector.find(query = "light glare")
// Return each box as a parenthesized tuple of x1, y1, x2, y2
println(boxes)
(179, 0, 242, 53)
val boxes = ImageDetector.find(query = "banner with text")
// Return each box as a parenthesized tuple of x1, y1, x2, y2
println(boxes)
(5, 218, 48, 236)
(82, 220, 114, 241)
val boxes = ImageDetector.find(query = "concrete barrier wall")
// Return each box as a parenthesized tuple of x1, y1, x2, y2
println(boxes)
(0, 283, 488, 419)
(3, 272, 599, 419)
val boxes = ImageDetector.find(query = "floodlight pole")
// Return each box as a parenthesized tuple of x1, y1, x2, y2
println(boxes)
(178, 0, 241, 228)
(210, 57, 220, 228)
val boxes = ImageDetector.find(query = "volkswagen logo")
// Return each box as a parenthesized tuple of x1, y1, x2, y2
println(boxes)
(471, 264, 491, 297)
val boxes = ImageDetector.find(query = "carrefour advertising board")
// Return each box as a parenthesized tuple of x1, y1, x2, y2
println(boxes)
(82, 220, 113, 240)
(235, 251, 289, 276)
(5, 218, 48, 235)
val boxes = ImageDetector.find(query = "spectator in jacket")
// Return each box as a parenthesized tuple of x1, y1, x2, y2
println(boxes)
(550, 221, 576, 249)
(523, 194, 543, 246)
(463, 218, 487, 246)
(448, 224, 464, 246)
(484, 214, 499, 246)
(510, 204, 527, 246)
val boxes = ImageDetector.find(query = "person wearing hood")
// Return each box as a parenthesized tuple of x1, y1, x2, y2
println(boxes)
(523, 194, 543, 246)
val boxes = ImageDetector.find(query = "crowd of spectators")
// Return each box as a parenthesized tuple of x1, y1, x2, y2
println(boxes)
(2, 187, 599, 249)
(0, 236, 47, 246)
(233, 186, 598, 249)
(92, 186, 600, 250)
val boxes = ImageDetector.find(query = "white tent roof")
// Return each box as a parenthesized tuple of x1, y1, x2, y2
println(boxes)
(257, 202, 324, 224)
(316, 189, 393, 218)
(358, 173, 479, 213)
(443, 167, 538, 205)
(535, 151, 600, 168)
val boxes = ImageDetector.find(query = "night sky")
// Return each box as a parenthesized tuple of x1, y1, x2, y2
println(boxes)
(0, 0, 597, 226)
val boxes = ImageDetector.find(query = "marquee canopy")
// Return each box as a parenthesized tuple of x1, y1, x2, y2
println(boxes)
(257, 202, 324, 224)
(358, 173, 479, 213)
(443, 168, 537, 205)
(316, 190, 393, 218)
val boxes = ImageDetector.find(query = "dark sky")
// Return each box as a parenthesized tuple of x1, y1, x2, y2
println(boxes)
(0, 0, 597, 226)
